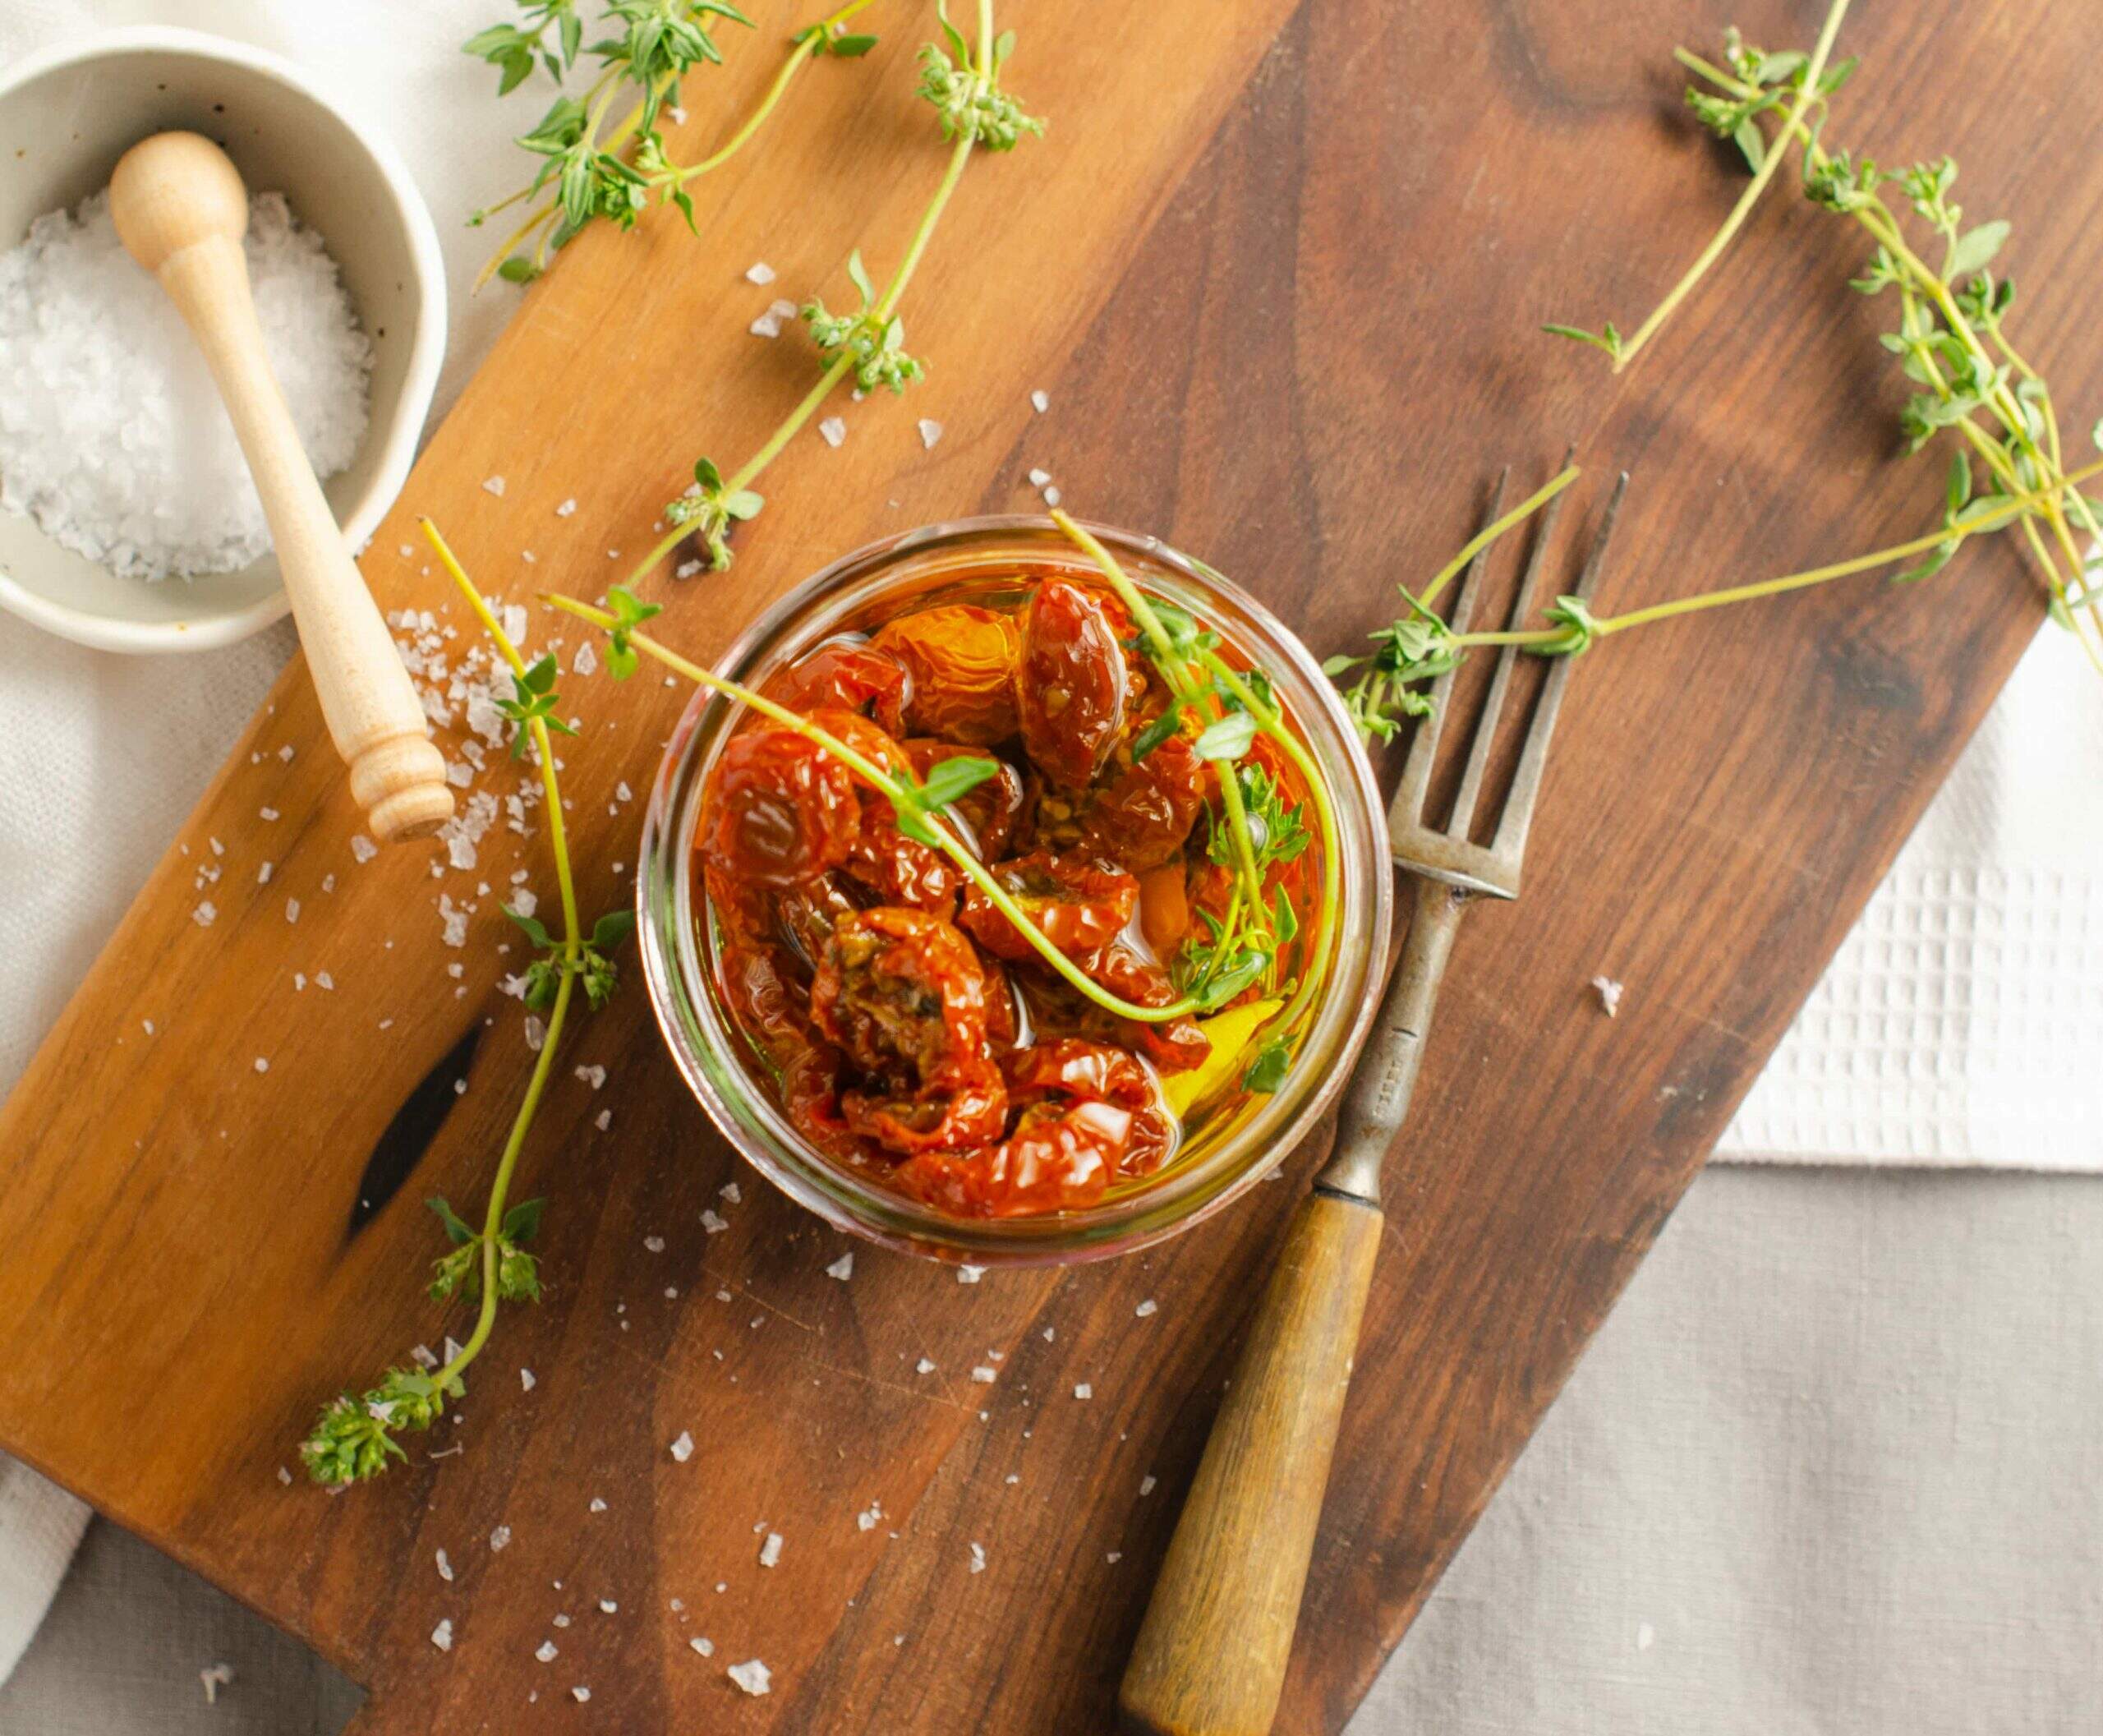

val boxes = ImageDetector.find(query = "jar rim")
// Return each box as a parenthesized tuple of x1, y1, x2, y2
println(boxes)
(637, 514, 1394, 1265)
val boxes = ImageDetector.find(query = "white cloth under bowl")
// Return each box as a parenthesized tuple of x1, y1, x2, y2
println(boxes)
(2, 0, 2101, 1693)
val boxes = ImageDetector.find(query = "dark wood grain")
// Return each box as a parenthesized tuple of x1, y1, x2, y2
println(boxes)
(0, 1, 2092, 1732)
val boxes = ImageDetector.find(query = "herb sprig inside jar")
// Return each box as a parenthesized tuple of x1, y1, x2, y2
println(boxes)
(553, 519, 1342, 1221)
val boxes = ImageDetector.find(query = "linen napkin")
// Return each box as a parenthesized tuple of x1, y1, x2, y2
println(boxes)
(2, 0, 2099, 1692)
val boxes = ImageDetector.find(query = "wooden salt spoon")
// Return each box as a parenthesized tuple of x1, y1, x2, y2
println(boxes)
(109, 131, 452, 844)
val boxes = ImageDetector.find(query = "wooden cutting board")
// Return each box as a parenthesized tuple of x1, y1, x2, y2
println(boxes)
(1, 1, 2094, 1729)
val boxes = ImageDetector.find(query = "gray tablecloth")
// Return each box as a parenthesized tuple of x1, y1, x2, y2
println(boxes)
(3, 1163, 2096, 1733)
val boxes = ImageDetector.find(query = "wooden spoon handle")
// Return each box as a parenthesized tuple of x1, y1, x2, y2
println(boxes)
(1120, 1188, 1383, 1736)
(150, 213, 450, 842)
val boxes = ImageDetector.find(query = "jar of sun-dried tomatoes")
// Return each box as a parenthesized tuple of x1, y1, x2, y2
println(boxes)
(638, 516, 1391, 1265)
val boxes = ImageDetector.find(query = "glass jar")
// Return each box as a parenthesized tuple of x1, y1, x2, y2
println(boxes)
(637, 516, 1392, 1265)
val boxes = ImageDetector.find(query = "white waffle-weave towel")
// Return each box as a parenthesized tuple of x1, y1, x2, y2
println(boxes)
(1719, 626, 2103, 1167)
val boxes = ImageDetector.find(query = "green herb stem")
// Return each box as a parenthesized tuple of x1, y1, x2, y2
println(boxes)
(419, 519, 587, 1393)
(543, 594, 1206, 1025)
(1449, 454, 2103, 650)
(1604, 0, 1852, 375)
(624, 116, 980, 592)
(1419, 463, 1581, 609)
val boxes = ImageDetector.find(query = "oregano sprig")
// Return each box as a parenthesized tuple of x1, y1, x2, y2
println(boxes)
(298, 521, 633, 1486)
(620, 0, 1040, 581)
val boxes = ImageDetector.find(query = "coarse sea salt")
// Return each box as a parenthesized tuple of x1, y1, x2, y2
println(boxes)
(0, 191, 370, 581)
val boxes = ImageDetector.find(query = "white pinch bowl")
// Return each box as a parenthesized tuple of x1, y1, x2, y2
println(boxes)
(0, 26, 445, 654)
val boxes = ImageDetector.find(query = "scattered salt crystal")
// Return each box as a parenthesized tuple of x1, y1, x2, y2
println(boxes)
(1135, 1299, 1157, 1318)
(915, 1358, 936, 1375)
(257, 861, 274, 885)
(1043, 486, 1062, 507)
(1074, 1383, 1093, 1400)
(576, 1063, 606, 1089)
(142, 1018, 155, 1034)
(644, 1236, 665, 1254)
(315, 971, 334, 991)
(594, 1108, 613, 1131)
(689, 1636, 715, 1657)
(969, 1542, 986, 1575)
(702, 1210, 729, 1234)
(553, 1614, 571, 1628)
(209, 837, 224, 856)
(555, 497, 578, 517)
(957, 1265, 985, 1283)
(728, 1659, 772, 1697)
(200, 1664, 234, 1705)
(430, 1619, 453, 1653)
(520, 1368, 536, 1392)
(285, 898, 300, 923)
(857, 1503, 882, 1531)
(589, 1497, 607, 1513)
(275, 1465, 291, 1485)
(524, 1015, 546, 1052)
(826, 1252, 854, 1281)
(599, 1599, 618, 1614)
(1107, 1551, 1122, 1564)
(0, 190, 371, 581)
(971, 1366, 996, 1384)
(490, 1525, 513, 1552)
(744, 261, 775, 284)
(411, 1344, 439, 1369)
(1591, 975, 1624, 1017)
(670, 1430, 695, 1462)
(193, 900, 217, 928)
(674, 559, 704, 578)
(1028, 467, 1051, 486)
(349, 835, 379, 864)
(571, 1686, 591, 1704)
(435, 1548, 453, 1582)
(253, 1057, 269, 1075)
(759, 1532, 783, 1568)
(1140, 1475, 1157, 1497)
(536, 1641, 558, 1663)
(819, 416, 847, 448)
(749, 309, 785, 338)
(573, 641, 598, 676)
(482, 475, 506, 497)
(1030, 389, 1050, 413)
(720, 1181, 741, 1203)
(918, 418, 943, 449)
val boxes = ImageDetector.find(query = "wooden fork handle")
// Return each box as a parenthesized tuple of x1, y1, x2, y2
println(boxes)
(1119, 1188, 1383, 1736)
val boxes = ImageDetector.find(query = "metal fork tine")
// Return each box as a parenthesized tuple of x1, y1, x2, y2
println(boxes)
(1447, 468, 1573, 836)
(1494, 471, 1627, 862)
(1392, 469, 1507, 836)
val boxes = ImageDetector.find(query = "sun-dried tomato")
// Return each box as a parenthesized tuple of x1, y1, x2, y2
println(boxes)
(904, 739, 1025, 861)
(1018, 578, 1133, 787)
(806, 708, 961, 914)
(872, 604, 1020, 744)
(763, 638, 911, 737)
(702, 724, 859, 887)
(810, 905, 993, 1090)
(1078, 731, 1206, 871)
(956, 850, 1139, 964)
(889, 1098, 1134, 1218)
(843, 1059, 1008, 1156)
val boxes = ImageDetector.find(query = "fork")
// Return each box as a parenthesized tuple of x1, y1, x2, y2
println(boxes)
(1119, 469, 1627, 1736)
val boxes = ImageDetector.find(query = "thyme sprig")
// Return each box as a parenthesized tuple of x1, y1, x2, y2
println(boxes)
(623, 0, 1039, 578)
(1345, 3, 2103, 738)
(547, 588, 1227, 1024)
(298, 522, 633, 1486)
(467, 0, 881, 289)
(1543, 1, 2103, 673)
